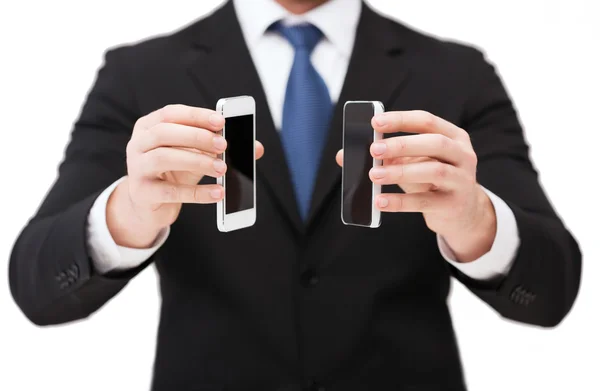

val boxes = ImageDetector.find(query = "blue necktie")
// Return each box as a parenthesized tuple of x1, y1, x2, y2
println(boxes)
(273, 22, 333, 220)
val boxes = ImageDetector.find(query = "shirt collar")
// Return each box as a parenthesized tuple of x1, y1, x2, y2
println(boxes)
(233, 0, 362, 58)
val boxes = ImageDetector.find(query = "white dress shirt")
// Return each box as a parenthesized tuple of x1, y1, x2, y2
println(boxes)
(88, 0, 520, 280)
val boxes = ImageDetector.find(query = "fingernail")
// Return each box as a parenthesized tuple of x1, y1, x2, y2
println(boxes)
(377, 197, 389, 208)
(210, 188, 222, 199)
(374, 114, 387, 126)
(372, 142, 387, 155)
(209, 113, 224, 126)
(213, 159, 226, 173)
(370, 167, 387, 179)
(212, 136, 226, 150)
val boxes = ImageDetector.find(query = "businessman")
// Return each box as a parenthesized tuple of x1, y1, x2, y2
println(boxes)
(9, 0, 581, 390)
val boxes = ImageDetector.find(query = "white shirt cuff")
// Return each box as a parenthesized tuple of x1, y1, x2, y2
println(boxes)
(439, 187, 520, 281)
(86, 177, 170, 274)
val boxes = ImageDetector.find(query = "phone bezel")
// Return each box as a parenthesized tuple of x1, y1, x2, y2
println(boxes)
(341, 100, 384, 228)
(215, 96, 256, 232)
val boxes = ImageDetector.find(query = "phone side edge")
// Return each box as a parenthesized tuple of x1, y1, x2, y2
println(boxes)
(370, 101, 385, 228)
(249, 96, 257, 228)
(216, 99, 226, 231)
(340, 101, 351, 225)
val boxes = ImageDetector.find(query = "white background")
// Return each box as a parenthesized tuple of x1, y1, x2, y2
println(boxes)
(1, 1, 599, 390)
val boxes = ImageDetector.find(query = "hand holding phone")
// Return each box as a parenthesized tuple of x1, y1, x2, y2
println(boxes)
(108, 105, 231, 248)
(341, 101, 385, 228)
(216, 96, 257, 232)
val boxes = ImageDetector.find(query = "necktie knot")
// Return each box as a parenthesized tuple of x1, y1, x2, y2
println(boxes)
(272, 22, 324, 53)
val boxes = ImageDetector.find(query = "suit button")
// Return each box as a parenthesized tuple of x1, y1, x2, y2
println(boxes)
(300, 268, 319, 287)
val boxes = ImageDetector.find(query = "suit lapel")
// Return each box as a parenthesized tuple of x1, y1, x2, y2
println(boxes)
(305, 4, 413, 228)
(184, 1, 304, 233)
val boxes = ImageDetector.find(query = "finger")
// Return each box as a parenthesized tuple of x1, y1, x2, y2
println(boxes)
(138, 123, 227, 154)
(370, 161, 467, 189)
(375, 192, 451, 213)
(140, 147, 227, 178)
(138, 104, 225, 131)
(335, 149, 343, 167)
(255, 141, 265, 160)
(176, 140, 264, 160)
(146, 180, 224, 204)
(372, 110, 467, 141)
(370, 134, 466, 166)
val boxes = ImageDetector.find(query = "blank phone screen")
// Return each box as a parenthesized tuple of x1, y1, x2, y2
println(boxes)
(342, 102, 375, 226)
(224, 114, 254, 214)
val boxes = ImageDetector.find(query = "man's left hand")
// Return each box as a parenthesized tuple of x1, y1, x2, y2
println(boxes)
(336, 110, 497, 263)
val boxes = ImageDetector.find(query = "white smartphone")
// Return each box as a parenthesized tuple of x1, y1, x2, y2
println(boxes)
(341, 101, 385, 228)
(215, 96, 256, 232)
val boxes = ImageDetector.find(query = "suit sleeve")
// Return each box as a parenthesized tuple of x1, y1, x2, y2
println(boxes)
(9, 47, 153, 326)
(451, 48, 582, 327)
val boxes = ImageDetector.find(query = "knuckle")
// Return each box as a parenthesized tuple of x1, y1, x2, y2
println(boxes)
(196, 154, 211, 171)
(418, 110, 436, 128)
(384, 138, 395, 155)
(396, 164, 404, 178)
(134, 117, 145, 131)
(437, 134, 451, 150)
(394, 196, 403, 211)
(466, 150, 478, 166)
(153, 148, 165, 163)
(161, 104, 181, 121)
(193, 186, 204, 202)
(189, 107, 203, 123)
(463, 131, 472, 144)
(159, 106, 171, 122)
(457, 128, 472, 145)
(163, 185, 179, 202)
(394, 137, 405, 153)
(434, 163, 449, 179)
(395, 112, 405, 128)
(195, 128, 207, 145)
(125, 140, 136, 157)
(150, 148, 167, 170)
(146, 126, 162, 147)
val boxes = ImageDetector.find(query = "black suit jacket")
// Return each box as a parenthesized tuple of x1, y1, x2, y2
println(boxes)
(9, 2, 581, 390)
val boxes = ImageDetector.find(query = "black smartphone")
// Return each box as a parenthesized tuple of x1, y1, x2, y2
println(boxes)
(341, 101, 384, 228)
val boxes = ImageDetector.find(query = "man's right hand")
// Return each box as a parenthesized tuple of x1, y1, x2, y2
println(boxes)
(106, 104, 264, 248)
